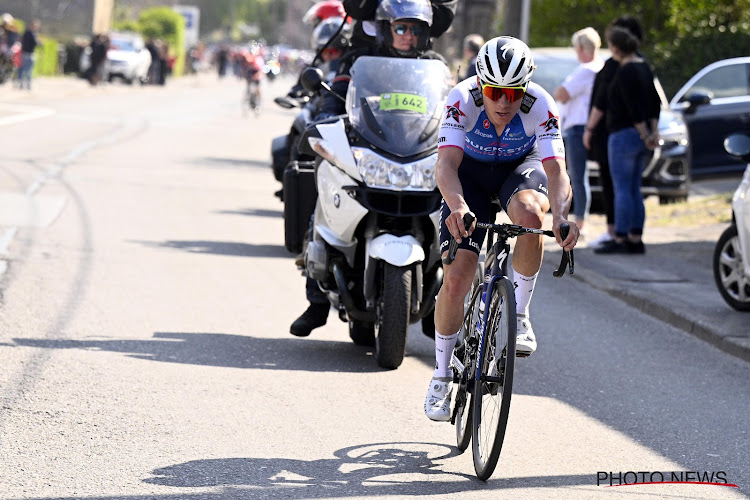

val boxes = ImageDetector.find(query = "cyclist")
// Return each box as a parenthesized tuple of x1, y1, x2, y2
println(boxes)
(424, 36, 580, 421)
(289, 0, 447, 337)
(243, 47, 264, 109)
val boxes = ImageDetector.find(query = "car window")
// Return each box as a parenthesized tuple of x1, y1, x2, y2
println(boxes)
(111, 38, 137, 51)
(679, 63, 750, 100)
(531, 59, 577, 95)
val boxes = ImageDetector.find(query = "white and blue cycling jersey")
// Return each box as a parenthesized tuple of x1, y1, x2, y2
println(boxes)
(438, 78, 565, 164)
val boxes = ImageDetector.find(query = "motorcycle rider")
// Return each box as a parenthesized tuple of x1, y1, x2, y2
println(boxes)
(289, 0, 448, 337)
(423, 36, 580, 421)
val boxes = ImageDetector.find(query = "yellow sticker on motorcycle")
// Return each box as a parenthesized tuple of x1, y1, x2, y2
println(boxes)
(379, 93, 427, 113)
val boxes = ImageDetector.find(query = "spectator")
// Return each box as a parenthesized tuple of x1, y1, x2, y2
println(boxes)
(146, 38, 160, 84)
(553, 27, 603, 235)
(15, 19, 40, 90)
(85, 34, 108, 85)
(583, 15, 644, 248)
(461, 33, 483, 80)
(1, 13, 19, 48)
(592, 25, 660, 255)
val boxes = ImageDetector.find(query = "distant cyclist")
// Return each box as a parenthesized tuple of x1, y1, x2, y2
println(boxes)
(243, 48, 264, 109)
(424, 36, 580, 421)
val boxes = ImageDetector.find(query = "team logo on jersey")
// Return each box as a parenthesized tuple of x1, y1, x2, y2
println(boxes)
(469, 87, 483, 107)
(483, 119, 490, 129)
(520, 93, 537, 113)
(539, 111, 560, 132)
(446, 101, 466, 123)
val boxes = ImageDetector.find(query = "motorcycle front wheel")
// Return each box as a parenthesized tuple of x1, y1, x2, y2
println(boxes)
(375, 264, 412, 369)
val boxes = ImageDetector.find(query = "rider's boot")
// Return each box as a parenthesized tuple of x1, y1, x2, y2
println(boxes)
(290, 302, 329, 337)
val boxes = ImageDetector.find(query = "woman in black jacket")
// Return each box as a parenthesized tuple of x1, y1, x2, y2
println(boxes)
(593, 25, 660, 255)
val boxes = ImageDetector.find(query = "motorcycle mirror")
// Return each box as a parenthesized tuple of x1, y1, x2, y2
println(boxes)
(274, 96, 297, 109)
(724, 133, 750, 160)
(300, 67, 325, 92)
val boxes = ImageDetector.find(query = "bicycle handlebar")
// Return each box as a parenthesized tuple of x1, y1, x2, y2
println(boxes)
(441, 213, 574, 277)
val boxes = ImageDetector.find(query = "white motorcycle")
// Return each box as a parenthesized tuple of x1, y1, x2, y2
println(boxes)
(713, 133, 750, 311)
(296, 56, 452, 369)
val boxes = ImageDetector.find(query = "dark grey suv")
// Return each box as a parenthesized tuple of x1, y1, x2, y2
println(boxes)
(532, 48, 691, 205)
(670, 57, 750, 177)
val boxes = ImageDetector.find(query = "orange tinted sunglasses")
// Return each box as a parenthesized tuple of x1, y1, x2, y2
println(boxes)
(481, 82, 528, 102)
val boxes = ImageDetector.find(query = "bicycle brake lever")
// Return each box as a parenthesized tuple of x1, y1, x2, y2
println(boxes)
(442, 213, 476, 265)
(552, 223, 574, 278)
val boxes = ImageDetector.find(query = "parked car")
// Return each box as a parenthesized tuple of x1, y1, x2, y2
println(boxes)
(532, 47, 691, 205)
(713, 133, 750, 311)
(79, 32, 151, 85)
(670, 57, 750, 177)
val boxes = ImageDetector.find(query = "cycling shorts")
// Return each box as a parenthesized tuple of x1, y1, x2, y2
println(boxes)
(439, 146, 548, 256)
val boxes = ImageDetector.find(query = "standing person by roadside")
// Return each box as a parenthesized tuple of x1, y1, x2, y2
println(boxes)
(583, 15, 644, 248)
(460, 33, 483, 80)
(15, 19, 40, 90)
(554, 27, 603, 236)
(146, 38, 160, 84)
(592, 25, 659, 255)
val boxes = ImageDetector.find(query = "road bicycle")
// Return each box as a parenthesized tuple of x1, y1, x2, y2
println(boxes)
(442, 211, 574, 480)
(242, 81, 261, 116)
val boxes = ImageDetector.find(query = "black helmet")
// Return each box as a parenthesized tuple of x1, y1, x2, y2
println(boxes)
(311, 17, 350, 51)
(375, 0, 433, 57)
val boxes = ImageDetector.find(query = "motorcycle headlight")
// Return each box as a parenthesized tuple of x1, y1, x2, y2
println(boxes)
(353, 148, 437, 191)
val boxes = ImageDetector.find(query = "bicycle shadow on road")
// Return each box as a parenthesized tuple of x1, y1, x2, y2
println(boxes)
(11, 332, 386, 373)
(140, 441, 593, 497)
(133, 239, 288, 258)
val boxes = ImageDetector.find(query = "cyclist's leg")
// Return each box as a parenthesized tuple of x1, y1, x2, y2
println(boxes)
(499, 151, 549, 355)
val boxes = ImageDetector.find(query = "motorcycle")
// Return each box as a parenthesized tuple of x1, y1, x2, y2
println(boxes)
(295, 56, 452, 369)
(713, 133, 750, 311)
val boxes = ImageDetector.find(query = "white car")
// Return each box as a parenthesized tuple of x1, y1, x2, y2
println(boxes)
(79, 32, 152, 84)
(105, 32, 152, 84)
(713, 133, 750, 311)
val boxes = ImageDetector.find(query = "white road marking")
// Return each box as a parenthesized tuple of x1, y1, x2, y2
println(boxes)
(0, 103, 55, 127)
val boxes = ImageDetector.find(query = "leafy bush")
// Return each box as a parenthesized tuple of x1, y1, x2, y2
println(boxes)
(33, 37, 59, 76)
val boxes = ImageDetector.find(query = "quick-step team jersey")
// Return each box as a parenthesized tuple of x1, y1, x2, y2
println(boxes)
(438, 78, 565, 164)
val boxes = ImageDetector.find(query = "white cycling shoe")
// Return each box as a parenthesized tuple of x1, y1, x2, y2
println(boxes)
(516, 314, 537, 356)
(424, 376, 453, 422)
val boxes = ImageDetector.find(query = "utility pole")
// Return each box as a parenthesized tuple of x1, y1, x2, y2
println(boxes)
(92, 0, 114, 34)
(502, 0, 531, 42)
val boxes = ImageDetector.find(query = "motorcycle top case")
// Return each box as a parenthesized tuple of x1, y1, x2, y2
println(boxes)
(283, 161, 318, 254)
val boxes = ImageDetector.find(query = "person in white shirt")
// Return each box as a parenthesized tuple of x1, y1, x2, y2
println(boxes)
(554, 27, 603, 235)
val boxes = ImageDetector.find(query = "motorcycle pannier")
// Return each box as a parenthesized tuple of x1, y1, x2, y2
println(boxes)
(283, 160, 318, 254)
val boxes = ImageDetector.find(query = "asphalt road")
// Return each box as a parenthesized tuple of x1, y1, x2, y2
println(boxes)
(0, 74, 747, 499)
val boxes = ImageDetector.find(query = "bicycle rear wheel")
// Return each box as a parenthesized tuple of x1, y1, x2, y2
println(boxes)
(471, 276, 516, 480)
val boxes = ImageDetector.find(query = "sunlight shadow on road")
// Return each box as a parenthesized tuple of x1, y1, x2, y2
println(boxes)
(11, 331, 384, 373)
(132, 239, 289, 258)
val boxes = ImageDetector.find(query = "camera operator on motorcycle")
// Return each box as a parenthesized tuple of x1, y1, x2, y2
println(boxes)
(289, 0, 448, 337)
(423, 36, 580, 421)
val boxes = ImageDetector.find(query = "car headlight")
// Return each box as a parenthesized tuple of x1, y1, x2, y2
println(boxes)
(352, 147, 436, 191)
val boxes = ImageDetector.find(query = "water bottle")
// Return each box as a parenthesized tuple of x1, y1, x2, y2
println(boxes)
(478, 285, 487, 314)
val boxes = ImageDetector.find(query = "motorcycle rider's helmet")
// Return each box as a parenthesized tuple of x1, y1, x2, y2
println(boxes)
(475, 36, 535, 87)
(375, 0, 433, 57)
(303, 0, 346, 27)
(310, 16, 350, 52)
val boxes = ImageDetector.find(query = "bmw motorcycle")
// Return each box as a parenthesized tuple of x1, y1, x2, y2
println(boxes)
(297, 56, 452, 369)
(713, 133, 750, 311)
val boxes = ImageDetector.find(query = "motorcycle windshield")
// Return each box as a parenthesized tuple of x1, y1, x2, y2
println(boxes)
(346, 56, 452, 157)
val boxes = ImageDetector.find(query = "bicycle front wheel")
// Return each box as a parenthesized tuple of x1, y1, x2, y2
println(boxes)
(455, 264, 483, 451)
(471, 276, 516, 480)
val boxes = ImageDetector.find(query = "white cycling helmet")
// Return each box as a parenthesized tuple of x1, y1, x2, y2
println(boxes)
(475, 36, 535, 87)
